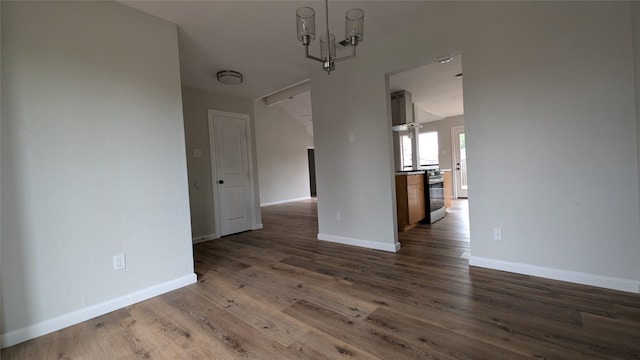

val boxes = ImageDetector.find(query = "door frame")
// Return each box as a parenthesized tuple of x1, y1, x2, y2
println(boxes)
(207, 109, 259, 238)
(307, 146, 317, 197)
(451, 125, 467, 199)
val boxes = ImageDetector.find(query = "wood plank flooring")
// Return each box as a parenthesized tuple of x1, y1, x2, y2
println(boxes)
(3, 199, 640, 359)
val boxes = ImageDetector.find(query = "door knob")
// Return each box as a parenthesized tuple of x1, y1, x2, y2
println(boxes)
(218, 180, 224, 184)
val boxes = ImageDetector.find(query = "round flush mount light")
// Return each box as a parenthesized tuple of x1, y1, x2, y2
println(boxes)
(216, 70, 243, 85)
(436, 55, 453, 64)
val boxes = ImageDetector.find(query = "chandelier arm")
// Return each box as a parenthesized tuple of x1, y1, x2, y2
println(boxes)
(333, 55, 355, 63)
(304, 45, 325, 63)
(332, 45, 357, 63)
(305, 54, 326, 63)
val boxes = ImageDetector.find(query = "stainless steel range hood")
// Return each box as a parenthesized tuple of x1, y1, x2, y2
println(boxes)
(390, 90, 422, 131)
(391, 90, 422, 171)
(392, 122, 422, 132)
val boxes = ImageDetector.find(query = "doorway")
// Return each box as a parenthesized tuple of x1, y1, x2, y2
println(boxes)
(307, 148, 317, 197)
(388, 53, 468, 236)
(208, 110, 256, 237)
(452, 125, 468, 198)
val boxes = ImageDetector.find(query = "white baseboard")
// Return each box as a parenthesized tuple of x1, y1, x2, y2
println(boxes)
(252, 223, 264, 230)
(261, 196, 311, 207)
(1, 273, 197, 348)
(192, 233, 218, 244)
(469, 256, 640, 294)
(318, 233, 401, 253)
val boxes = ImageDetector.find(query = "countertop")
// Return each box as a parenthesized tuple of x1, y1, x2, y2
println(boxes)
(395, 171, 425, 175)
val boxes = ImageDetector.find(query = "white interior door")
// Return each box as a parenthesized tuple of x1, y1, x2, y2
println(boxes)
(209, 111, 253, 236)
(452, 125, 468, 198)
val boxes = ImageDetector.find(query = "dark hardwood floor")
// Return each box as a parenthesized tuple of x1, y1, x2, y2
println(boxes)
(3, 199, 640, 359)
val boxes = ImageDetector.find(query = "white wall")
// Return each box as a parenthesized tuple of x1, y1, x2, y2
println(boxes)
(463, 2, 639, 291)
(0, 0, 3, 340)
(310, 1, 640, 291)
(254, 99, 314, 206)
(419, 115, 465, 171)
(634, 3, 640, 240)
(1, 1, 195, 346)
(181, 86, 261, 240)
(312, 64, 401, 252)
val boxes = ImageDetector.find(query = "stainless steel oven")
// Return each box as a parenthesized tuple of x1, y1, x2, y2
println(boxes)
(426, 173, 445, 223)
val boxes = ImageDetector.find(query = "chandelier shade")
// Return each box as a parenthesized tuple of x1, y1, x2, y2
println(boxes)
(320, 34, 336, 62)
(296, 7, 316, 43)
(345, 9, 364, 43)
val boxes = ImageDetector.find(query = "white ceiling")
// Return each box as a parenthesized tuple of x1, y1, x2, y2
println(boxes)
(119, 1, 463, 122)
(389, 55, 464, 122)
(278, 92, 314, 136)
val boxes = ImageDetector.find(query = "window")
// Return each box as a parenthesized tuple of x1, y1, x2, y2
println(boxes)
(400, 134, 412, 170)
(419, 131, 438, 168)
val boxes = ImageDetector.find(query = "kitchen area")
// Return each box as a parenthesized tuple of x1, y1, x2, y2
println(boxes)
(391, 89, 452, 231)
(388, 54, 465, 232)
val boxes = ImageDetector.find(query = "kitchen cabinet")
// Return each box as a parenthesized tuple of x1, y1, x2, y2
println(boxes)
(396, 173, 425, 231)
(443, 171, 452, 209)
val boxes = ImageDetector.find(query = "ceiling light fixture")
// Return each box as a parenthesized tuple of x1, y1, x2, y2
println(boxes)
(296, 0, 364, 74)
(216, 70, 243, 85)
(436, 55, 453, 64)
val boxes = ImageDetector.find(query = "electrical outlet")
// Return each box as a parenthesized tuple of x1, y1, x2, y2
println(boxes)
(113, 254, 126, 271)
(335, 211, 341, 221)
(493, 228, 503, 241)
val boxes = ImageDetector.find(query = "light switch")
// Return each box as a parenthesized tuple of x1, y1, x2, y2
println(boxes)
(193, 149, 203, 158)
(348, 133, 355, 143)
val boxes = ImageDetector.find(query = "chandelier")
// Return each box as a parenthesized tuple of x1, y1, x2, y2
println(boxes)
(296, 0, 364, 74)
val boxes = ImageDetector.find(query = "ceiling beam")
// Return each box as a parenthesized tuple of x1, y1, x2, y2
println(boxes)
(262, 81, 311, 106)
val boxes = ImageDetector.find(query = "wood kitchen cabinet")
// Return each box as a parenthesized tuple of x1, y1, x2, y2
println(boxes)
(443, 171, 452, 209)
(396, 174, 426, 231)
